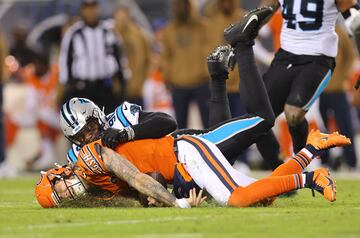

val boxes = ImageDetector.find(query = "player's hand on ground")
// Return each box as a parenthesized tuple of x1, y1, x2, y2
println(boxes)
(186, 188, 207, 207)
(101, 128, 128, 149)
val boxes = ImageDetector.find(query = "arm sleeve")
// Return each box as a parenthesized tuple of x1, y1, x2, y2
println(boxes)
(131, 111, 177, 140)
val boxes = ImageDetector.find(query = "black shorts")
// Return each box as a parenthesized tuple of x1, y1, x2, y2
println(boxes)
(263, 48, 336, 116)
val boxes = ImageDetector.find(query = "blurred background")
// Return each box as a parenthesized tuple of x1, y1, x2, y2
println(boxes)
(0, 0, 359, 178)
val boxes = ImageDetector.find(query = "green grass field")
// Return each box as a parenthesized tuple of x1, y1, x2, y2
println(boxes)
(1, 176, 360, 238)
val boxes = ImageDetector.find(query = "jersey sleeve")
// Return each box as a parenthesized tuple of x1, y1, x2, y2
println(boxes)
(76, 141, 108, 175)
(66, 144, 82, 164)
(75, 140, 127, 194)
(114, 101, 142, 127)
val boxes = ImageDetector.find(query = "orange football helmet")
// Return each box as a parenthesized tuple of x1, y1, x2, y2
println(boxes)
(35, 164, 86, 208)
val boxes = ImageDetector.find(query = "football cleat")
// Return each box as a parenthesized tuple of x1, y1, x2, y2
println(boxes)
(306, 129, 351, 150)
(306, 168, 336, 202)
(207, 45, 235, 79)
(224, 6, 273, 46)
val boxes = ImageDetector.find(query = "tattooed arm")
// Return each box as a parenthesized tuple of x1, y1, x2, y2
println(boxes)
(101, 147, 179, 207)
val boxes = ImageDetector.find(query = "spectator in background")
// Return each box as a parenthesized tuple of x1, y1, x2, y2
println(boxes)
(0, 28, 7, 165)
(2, 51, 59, 175)
(161, 0, 210, 129)
(9, 24, 36, 67)
(114, 5, 150, 107)
(205, 0, 246, 121)
(319, 25, 358, 171)
(22, 52, 59, 170)
(59, 0, 129, 114)
(204, 0, 249, 167)
(143, 19, 175, 117)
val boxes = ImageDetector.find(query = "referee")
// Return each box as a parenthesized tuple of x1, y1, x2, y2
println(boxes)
(59, 0, 129, 113)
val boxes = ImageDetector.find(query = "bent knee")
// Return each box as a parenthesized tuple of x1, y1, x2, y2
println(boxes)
(284, 105, 305, 126)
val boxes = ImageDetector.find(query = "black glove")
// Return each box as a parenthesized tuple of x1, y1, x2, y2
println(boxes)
(101, 127, 135, 149)
(355, 75, 360, 90)
(207, 45, 235, 80)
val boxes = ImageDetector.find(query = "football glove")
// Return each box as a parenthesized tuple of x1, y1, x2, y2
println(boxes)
(101, 127, 135, 149)
(207, 45, 235, 80)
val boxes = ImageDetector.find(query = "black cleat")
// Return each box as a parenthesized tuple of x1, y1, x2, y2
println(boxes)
(224, 6, 273, 47)
(207, 45, 235, 79)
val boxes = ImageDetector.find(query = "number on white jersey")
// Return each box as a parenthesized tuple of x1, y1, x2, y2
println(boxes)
(282, 0, 324, 31)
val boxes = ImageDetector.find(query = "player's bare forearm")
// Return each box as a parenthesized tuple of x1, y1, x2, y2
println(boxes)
(102, 147, 177, 207)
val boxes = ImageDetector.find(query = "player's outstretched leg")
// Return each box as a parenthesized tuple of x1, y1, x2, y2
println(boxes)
(228, 167, 336, 207)
(224, 7, 274, 120)
(227, 130, 350, 207)
(270, 130, 352, 177)
(207, 45, 234, 126)
(206, 7, 283, 165)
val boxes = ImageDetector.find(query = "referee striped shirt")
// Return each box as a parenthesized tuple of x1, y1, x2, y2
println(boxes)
(59, 20, 130, 84)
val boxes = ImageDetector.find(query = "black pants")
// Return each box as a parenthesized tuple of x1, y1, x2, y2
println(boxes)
(228, 92, 249, 164)
(319, 92, 357, 168)
(263, 49, 335, 116)
(176, 45, 276, 164)
(63, 80, 119, 114)
(255, 49, 335, 167)
(171, 83, 210, 129)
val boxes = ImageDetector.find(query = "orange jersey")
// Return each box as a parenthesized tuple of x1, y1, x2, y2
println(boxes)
(75, 136, 177, 194)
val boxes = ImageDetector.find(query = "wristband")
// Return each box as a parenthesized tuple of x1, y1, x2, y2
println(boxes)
(175, 198, 191, 208)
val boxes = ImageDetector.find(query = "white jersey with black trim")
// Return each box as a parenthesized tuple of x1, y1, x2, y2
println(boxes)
(66, 101, 142, 163)
(279, 0, 339, 57)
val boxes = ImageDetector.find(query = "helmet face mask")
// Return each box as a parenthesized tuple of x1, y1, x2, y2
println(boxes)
(54, 172, 87, 201)
(60, 98, 108, 146)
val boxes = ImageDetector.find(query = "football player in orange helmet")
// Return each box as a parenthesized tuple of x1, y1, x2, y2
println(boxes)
(35, 154, 206, 209)
(35, 164, 87, 208)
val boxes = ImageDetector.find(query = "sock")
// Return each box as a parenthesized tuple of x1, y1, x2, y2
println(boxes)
(304, 172, 315, 188)
(301, 174, 306, 187)
(256, 132, 283, 170)
(208, 79, 231, 126)
(270, 147, 313, 177)
(210, 78, 228, 102)
(235, 41, 255, 52)
(228, 174, 303, 207)
(234, 45, 255, 68)
(288, 120, 309, 153)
